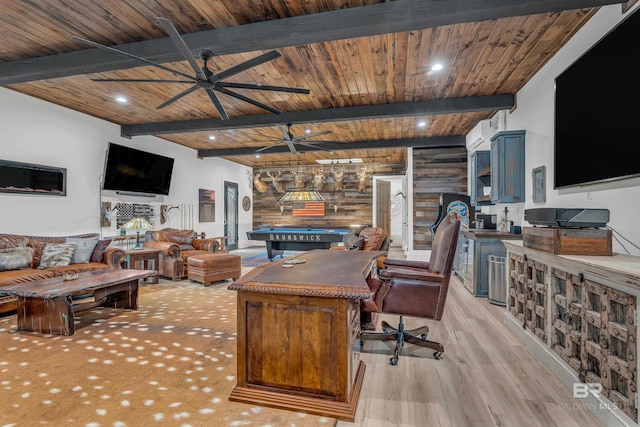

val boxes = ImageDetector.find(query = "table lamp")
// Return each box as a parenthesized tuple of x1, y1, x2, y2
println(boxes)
(123, 217, 153, 250)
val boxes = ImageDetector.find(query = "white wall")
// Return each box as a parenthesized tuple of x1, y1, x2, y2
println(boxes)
(0, 87, 255, 248)
(468, 3, 640, 255)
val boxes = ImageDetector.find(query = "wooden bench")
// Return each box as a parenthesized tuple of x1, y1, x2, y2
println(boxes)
(0, 269, 155, 336)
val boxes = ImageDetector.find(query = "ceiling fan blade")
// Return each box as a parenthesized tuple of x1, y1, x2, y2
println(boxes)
(213, 50, 281, 81)
(218, 82, 310, 94)
(277, 124, 292, 140)
(157, 17, 208, 81)
(204, 88, 229, 120)
(71, 35, 194, 80)
(214, 87, 282, 115)
(156, 85, 199, 109)
(297, 139, 347, 144)
(293, 130, 332, 141)
(255, 143, 282, 153)
(285, 141, 298, 154)
(91, 78, 193, 83)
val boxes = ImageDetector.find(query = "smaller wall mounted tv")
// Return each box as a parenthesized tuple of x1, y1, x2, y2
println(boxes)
(103, 143, 174, 196)
(554, 8, 640, 189)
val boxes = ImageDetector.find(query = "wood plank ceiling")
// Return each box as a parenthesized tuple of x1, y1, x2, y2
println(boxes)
(0, 0, 628, 167)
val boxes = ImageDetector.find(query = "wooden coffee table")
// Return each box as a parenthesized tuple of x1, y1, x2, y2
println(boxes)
(0, 269, 155, 336)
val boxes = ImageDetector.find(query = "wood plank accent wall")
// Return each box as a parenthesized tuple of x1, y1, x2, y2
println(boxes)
(251, 163, 406, 231)
(413, 147, 468, 250)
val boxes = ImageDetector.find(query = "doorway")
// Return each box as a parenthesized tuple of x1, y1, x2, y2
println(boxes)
(224, 181, 239, 251)
(374, 175, 406, 249)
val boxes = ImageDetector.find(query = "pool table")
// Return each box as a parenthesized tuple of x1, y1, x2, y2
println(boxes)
(247, 227, 355, 260)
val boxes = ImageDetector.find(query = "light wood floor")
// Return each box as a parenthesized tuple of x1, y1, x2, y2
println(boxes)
(338, 248, 603, 427)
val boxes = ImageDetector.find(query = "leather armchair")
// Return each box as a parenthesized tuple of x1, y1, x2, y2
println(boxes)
(360, 213, 461, 365)
(143, 228, 221, 280)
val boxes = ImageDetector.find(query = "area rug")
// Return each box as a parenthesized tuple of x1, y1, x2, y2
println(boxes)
(240, 251, 301, 267)
(0, 280, 336, 427)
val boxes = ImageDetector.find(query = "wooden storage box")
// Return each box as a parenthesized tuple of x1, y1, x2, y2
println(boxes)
(522, 227, 612, 256)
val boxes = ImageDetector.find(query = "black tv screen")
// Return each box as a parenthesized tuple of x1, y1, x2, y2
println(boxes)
(554, 8, 640, 189)
(103, 143, 174, 195)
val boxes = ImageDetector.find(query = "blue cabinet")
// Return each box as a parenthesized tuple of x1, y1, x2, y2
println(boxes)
(470, 150, 491, 207)
(490, 130, 525, 204)
(460, 230, 522, 297)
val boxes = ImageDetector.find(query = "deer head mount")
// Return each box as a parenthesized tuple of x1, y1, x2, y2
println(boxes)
(252, 169, 268, 193)
(267, 170, 286, 193)
(313, 166, 325, 191)
(291, 167, 306, 189)
(331, 165, 345, 192)
(356, 165, 369, 193)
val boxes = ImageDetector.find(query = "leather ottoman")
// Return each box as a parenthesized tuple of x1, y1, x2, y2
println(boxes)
(187, 253, 241, 286)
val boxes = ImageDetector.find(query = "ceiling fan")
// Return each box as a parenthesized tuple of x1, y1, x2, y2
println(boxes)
(251, 123, 347, 154)
(71, 17, 310, 120)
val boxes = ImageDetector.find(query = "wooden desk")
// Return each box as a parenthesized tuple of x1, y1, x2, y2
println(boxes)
(124, 248, 160, 284)
(228, 249, 386, 421)
(0, 270, 154, 336)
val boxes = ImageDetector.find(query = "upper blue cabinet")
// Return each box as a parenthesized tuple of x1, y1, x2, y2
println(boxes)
(490, 130, 525, 204)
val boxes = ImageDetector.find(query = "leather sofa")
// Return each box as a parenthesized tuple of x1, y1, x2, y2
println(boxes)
(0, 233, 126, 316)
(143, 228, 223, 280)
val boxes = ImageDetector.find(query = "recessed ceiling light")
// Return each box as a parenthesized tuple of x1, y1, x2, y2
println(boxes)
(115, 96, 127, 104)
(255, 154, 260, 158)
(208, 135, 216, 140)
(305, 129, 311, 134)
(417, 121, 427, 128)
(431, 63, 444, 71)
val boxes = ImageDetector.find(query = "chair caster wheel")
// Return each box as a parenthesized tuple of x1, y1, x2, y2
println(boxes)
(382, 328, 388, 333)
(421, 333, 427, 339)
(433, 352, 442, 360)
(389, 357, 398, 366)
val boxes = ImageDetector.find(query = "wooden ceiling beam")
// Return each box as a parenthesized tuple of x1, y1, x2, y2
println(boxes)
(197, 136, 466, 157)
(0, 0, 623, 85)
(122, 94, 515, 136)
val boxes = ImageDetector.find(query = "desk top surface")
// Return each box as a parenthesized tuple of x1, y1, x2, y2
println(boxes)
(229, 249, 385, 299)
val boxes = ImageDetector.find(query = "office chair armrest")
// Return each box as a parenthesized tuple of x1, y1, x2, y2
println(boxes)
(383, 258, 430, 270)
(379, 268, 444, 282)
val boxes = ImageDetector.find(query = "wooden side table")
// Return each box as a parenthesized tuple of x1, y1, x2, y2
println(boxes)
(124, 249, 160, 284)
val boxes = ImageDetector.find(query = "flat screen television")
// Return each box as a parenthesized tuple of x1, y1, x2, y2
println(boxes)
(554, 8, 640, 189)
(103, 143, 174, 196)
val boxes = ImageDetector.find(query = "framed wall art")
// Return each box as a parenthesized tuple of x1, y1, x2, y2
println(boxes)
(199, 188, 215, 222)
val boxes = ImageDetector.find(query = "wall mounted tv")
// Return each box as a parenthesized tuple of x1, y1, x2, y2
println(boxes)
(554, 8, 639, 189)
(102, 143, 174, 196)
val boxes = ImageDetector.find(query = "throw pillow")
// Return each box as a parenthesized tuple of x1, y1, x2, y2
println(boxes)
(66, 236, 99, 264)
(38, 243, 76, 269)
(346, 236, 366, 250)
(0, 247, 35, 271)
(90, 238, 113, 263)
(28, 237, 65, 269)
